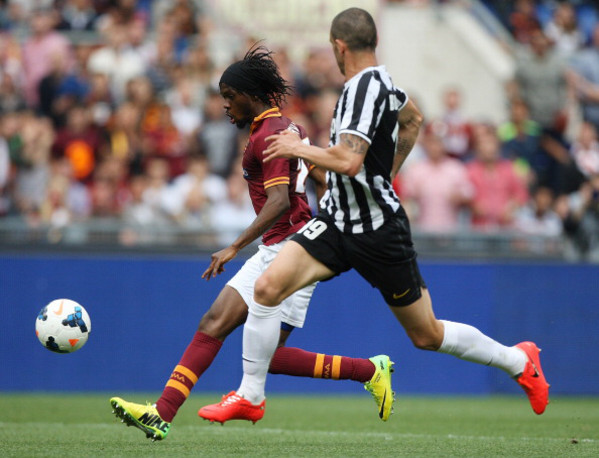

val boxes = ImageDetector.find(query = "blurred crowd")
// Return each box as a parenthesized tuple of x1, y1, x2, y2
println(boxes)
(1, 1, 599, 259)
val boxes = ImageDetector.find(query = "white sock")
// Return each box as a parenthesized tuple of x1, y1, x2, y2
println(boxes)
(438, 320, 527, 376)
(236, 301, 281, 404)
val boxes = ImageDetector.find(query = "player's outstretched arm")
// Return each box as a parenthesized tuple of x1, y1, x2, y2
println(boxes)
(201, 185, 290, 280)
(264, 131, 368, 177)
(391, 99, 423, 179)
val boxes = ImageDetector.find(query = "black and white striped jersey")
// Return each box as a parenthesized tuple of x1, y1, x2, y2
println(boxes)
(320, 65, 408, 234)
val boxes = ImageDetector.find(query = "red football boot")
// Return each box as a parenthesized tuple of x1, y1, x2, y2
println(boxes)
(514, 341, 550, 414)
(198, 391, 265, 424)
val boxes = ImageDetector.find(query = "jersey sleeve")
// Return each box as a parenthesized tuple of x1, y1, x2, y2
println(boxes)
(253, 132, 290, 189)
(338, 74, 408, 144)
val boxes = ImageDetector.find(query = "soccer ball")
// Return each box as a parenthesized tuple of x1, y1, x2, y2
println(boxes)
(36, 299, 91, 353)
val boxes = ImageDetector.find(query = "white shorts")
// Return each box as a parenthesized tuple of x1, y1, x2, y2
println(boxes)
(227, 241, 316, 328)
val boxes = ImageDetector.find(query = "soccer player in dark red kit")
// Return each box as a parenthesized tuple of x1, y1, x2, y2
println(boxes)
(109, 46, 395, 441)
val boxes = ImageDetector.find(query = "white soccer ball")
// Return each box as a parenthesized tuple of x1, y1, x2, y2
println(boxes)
(35, 299, 92, 353)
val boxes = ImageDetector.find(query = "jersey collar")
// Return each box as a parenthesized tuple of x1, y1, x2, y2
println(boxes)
(250, 107, 281, 133)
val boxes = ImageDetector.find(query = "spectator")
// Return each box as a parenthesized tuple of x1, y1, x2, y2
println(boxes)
(544, 2, 585, 58)
(514, 185, 562, 237)
(165, 76, 203, 138)
(208, 162, 256, 246)
(0, 70, 25, 114)
(39, 157, 91, 231)
(128, 17, 156, 68)
(193, 88, 239, 178)
(52, 105, 105, 183)
(88, 155, 129, 217)
(497, 97, 541, 186)
(85, 72, 114, 128)
(570, 121, 599, 178)
(87, 21, 146, 103)
(127, 76, 184, 177)
(162, 154, 227, 227)
(400, 131, 473, 233)
(556, 172, 599, 261)
(104, 101, 142, 175)
(137, 155, 171, 222)
(145, 29, 177, 94)
(38, 51, 88, 127)
(12, 113, 54, 223)
(568, 24, 599, 133)
(510, 28, 569, 136)
(57, 0, 97, 31)
(182, 42, 215, 90)
(508, 0, 542, 45)
(21, 7, 73, 107)
(427, 86, 473, 161)
(467, 126, 529, 230)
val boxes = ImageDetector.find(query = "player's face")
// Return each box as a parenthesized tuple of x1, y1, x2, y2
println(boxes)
(219, 83, 254, 129)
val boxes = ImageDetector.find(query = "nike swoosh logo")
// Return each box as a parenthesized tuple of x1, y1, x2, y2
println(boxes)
(379, 389, 387, 419)
(393, 289, 410, 300)
(531, 361, 540, 378)
(54, 300, 64, 316)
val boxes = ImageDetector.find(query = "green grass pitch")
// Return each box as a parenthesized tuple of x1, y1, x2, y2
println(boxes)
(1, 393, 598, 457)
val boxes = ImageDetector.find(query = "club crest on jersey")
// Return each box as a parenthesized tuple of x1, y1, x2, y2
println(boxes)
(286, 123, 300, 135)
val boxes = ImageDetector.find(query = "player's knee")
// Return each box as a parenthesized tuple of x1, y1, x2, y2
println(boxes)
(409, 332, 443, 351)
(198, 304, 247, 340)
(254, 273, 283, 306)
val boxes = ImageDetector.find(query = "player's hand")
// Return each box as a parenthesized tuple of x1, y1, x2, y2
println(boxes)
(264, 130, 302, 162)
(201, 246, 239, 280)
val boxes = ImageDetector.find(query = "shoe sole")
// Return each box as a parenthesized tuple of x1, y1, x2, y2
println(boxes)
(110, 399, 166, 441)
(380, 360, 396, 421)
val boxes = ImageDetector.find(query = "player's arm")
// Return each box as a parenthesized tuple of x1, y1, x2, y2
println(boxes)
(391, 99, 424, 180)
(264, 132, 368, 178)
(307, 165, 327, 201)
(201, 185, 290, 279)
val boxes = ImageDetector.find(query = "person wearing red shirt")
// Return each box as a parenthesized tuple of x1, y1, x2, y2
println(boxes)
(109, 46, 394, 440)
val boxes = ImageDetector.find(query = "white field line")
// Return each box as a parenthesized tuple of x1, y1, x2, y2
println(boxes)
(0, 422, 596, 443)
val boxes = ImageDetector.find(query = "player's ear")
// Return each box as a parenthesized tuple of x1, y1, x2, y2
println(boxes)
(334, 38, 347, 55)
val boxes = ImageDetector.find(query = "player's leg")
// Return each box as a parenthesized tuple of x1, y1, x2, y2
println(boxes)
(235, 239, 334, 404)
(154, 286, 248, 421)
(389, 288, 549, 414)
(270, 292, 391, 420)
(198, 240, 335, 424)
(110, 286, 248, 439)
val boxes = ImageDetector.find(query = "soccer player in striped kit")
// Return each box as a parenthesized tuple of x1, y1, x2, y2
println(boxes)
(200, 8, 549, 424)
(110, 45, 394, 440)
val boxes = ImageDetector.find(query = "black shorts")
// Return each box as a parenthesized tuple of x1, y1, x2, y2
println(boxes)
(291, 211, 426, 306)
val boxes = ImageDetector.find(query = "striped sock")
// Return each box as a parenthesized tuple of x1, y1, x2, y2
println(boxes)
(269, 347, 375, 383)
(155, 331, 222, 422)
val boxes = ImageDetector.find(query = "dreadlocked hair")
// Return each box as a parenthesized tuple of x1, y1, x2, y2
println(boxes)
(241, 45, 293, 108)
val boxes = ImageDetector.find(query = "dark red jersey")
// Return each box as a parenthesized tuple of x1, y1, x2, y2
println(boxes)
(242, 108, 313, 245)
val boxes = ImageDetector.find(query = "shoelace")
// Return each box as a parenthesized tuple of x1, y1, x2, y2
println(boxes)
(220, 393, 243, 407)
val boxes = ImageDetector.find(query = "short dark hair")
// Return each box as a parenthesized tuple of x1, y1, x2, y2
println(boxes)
(330, 7, 377, 51)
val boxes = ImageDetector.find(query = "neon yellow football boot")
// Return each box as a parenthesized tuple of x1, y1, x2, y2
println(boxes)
(110, 397, 170, 441)
(364, 355, 395, 421)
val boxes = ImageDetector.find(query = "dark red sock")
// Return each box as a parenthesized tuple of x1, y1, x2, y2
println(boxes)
(155, 331, 222, 422)
(269, 347, 375, 383)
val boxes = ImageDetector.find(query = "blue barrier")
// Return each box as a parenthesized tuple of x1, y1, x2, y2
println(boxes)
(1, 254, 597, 395)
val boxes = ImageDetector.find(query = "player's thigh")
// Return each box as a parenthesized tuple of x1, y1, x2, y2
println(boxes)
(198, 285, 248, 340)
(256, 240, 334, 305)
